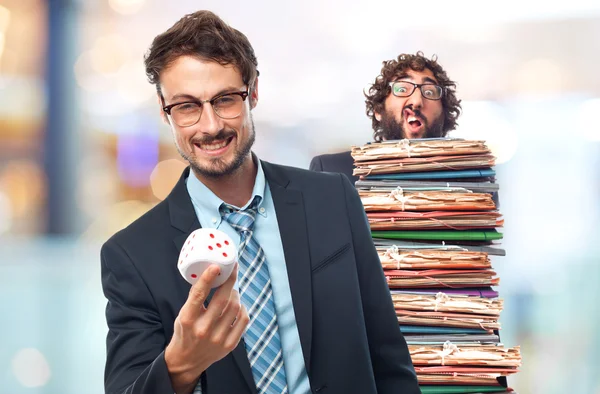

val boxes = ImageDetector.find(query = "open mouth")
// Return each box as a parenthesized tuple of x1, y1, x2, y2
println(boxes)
(407, 115, 423, 128)
(403, 108, 425, 135)
(194, 136, 234, 155)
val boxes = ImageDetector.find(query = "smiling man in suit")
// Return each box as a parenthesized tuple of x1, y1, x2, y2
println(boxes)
(100, 10, 419, 394)
(309, 52, 462, 183)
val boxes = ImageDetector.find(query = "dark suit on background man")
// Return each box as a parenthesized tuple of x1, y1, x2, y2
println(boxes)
(101, 162, 420, 394)
(308, 151, 358, 185)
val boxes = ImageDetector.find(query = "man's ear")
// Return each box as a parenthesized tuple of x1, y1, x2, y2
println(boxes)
(374, 111, 382, 122)
(157, 93, 170, 125)
(249, 77, 259, 109)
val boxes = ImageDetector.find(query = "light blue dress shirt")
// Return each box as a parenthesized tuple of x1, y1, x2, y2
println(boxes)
(186, 162, 310, 394)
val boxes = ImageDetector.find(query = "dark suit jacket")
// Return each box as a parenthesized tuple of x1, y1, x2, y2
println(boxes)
(309, 151, 358, 185)
(101, 161, 420, 394)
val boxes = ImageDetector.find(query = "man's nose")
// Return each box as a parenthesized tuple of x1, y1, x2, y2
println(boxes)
(406, 87, 424, 109)
(197, 103, 222, 135)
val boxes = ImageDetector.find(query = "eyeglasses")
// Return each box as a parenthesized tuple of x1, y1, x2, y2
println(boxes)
(389, 81, 443, 100)
(162, 90, 249, 127)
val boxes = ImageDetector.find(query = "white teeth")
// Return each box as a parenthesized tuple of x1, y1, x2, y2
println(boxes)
(408, 116, 418, 123)
(199, 140, 229, 150)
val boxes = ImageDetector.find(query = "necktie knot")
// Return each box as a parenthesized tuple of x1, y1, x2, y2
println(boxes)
(220, 195, 262, 234)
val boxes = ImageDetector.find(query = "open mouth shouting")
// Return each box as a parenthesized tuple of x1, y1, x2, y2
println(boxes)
(403, 108, 426, 138)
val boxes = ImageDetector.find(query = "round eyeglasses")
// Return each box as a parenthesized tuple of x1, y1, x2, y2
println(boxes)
(389, 81, 443, 100)
(162, 90, 249, 127)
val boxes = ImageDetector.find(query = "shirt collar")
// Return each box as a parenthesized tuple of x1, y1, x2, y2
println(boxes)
(186, 158, 267, 228)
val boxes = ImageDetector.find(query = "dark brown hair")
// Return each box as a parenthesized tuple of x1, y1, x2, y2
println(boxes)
(365, 51, 461, 141)
(144, 10, 259, 95)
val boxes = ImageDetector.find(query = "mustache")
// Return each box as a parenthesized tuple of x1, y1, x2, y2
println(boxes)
(403, 106, 426, 123)
(191, 130, 236, 145)
(402, 104, 429, 128)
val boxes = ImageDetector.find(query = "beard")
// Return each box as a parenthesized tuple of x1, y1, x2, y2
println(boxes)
(175, 114, 256, 178)
(379, 108, 445, 140)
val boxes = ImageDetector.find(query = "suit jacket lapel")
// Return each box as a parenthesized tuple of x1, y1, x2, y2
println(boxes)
(167, 166, 257, 393)
(263, 161, 313, 373)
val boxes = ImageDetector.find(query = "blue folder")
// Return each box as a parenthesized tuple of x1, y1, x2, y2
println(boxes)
(399, 325, 490, 335)
(364, 168, 496, 180)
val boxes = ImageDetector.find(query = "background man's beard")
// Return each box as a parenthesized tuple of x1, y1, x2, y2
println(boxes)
(176, 118, 256, 178)
(380, 111, 445, 140)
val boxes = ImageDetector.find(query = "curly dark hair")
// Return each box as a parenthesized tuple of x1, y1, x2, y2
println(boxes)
(365, 52, 461, 142)
(144, 10, 259, 95)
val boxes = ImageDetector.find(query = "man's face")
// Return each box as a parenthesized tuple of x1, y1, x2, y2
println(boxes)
(376, 68, 444, 140)
(159, 56, 257, 178)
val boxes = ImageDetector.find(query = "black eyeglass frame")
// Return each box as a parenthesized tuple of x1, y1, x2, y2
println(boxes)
(388, 81, 444, 101)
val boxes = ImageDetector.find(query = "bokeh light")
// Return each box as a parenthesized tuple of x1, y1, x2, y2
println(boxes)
(89, 34, 131, 76)
(0, 190, 12, 234)
(0, 160, 46, 219)
(74, 50, 110, 93)
(115, 60, 155, 106)
(108, 0, 146, 15)
(150, 159, 187, 201)
(0, 5, 10, 35)
(11, 348, 51, 388)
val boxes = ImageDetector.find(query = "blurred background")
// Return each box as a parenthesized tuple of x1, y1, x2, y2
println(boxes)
(1, 0, 599, 393)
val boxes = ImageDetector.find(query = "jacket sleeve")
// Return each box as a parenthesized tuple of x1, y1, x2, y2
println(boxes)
(341, 174, 422, 394)
(101, 239, 180, 394)
(308, 155, 324, 172)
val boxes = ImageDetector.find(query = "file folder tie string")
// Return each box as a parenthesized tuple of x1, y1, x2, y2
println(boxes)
(384, 245, 406, 269)
(434, 292, 450, 312)
(428, 217, 464, 231)
(391, 187, 408, 211)
(439, 341, 458, 366)
(397, 271, 464, 289)
(399, 139, 413, 157)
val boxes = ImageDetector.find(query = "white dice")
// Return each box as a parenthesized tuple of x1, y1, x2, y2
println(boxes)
(178, 228, 238, 288)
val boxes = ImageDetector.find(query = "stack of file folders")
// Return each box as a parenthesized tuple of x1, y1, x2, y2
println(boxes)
(352, 138, 521, 394)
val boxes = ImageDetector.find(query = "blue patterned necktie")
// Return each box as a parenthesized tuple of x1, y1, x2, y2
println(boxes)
(219, 196, 288, 394)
